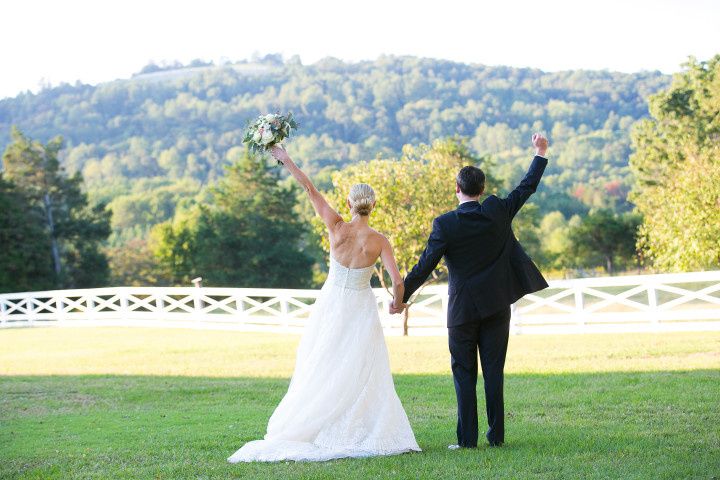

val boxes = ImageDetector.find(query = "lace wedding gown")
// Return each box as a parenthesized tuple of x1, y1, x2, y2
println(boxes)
(228, 257, 421, 463)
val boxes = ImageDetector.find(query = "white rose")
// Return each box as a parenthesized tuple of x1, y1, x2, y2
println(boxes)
(252, 130, 262, 143)
(261, 129, 274, 145)
(265, 114, 277, 122)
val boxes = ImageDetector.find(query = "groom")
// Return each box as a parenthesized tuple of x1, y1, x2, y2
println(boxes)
(394, 133, 549, 448)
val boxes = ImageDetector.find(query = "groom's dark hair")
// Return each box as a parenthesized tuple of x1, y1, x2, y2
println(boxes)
(456, 166, 485, 196)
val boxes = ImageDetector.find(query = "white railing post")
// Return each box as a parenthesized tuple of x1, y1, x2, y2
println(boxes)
(27, 296, 35, 326)
(120, 289, 129, 321)
(234, 294, 245, 324)
(280, 295, 289, 329)
(193, 290, 203, 322)
(510, 303, 521, 335)
(55, 295, 65, 324)
(647, 285, 658, 326)
(0, 298, 6, 325)
(574, 286, 585, 330)
(192, 278, 204, 323)
(86, 296, 95, 321)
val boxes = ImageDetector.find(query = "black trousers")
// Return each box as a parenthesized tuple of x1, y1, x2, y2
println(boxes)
(448, 306, 511, 447)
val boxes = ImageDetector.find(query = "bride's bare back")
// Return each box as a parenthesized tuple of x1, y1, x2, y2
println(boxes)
(329, 220, 385, 269)
(271, 146, 404, 307)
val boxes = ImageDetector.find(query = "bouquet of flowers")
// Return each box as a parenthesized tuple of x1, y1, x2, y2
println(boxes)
(243, 112, 298, 163)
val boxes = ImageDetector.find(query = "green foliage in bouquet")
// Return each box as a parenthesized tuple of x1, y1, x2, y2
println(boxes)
(243, 112, 298, 158)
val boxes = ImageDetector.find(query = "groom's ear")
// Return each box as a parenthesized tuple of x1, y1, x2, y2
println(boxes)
(455, 183, 461, 194)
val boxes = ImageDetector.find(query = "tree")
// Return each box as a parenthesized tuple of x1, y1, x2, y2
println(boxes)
(567, 209, 641, 274)
(314, 138, 502, 334)
(537, 211, 581, 273)
(3, 128, 65, 276)
(150, 212, 199, 285)
(0, 176, 54, 293)
(1, 127, 111, 289)
(152, 149, 314, 287)
(107, 238, 167, 286)
(630, 55, 720, 271)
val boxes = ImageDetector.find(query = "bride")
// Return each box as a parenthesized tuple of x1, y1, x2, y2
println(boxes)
(228, 146, 421, 463)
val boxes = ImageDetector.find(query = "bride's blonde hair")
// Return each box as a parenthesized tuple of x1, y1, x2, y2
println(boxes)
(348, 183, 375, 216)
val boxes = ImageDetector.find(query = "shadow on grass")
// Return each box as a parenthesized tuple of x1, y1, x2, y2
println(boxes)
(1, 370, 719, 479)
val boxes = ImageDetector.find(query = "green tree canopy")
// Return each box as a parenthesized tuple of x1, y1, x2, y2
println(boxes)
(314, 138, 500, 286)
(567, 209, 641, 274)
(630, 55, 720, 271)
(0, 176, 54, 292)
(151, 149, 314, 288)
(1, 128, 111, 290)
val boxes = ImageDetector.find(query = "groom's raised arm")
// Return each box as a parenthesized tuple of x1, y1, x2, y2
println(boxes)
(501, 133, 549, 219)
(402, 218, 447, 303)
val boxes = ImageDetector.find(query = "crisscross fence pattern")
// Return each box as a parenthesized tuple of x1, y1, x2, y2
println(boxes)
(1, 271, 719, 335)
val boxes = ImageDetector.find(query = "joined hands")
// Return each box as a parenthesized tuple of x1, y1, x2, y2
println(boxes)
(389, 301, 408, 315)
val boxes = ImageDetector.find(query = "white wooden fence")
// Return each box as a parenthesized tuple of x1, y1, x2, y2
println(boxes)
(1, 271, 719, 335)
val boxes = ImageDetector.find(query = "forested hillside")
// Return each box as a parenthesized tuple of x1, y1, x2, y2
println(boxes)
(0, 55, 671, 286)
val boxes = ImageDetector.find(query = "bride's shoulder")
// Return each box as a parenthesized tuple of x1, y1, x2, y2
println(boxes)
(366, 228, 392, 249)
(366, 226, 387, 239)
(328, 218, 349, 234)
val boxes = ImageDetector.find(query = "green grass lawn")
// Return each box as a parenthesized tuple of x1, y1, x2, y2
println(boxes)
(1, 328, 719, 479)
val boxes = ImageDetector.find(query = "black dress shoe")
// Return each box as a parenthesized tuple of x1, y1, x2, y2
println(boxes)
(486, 431, 504, 447)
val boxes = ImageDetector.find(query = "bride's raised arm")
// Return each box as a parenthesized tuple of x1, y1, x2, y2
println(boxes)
(380, 237, 405, 312)
(270, 146, 343, 230)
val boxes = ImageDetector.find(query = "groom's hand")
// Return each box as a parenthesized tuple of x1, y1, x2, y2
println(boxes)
(532, 133, 548, 157)
(388, 302, 407, 315)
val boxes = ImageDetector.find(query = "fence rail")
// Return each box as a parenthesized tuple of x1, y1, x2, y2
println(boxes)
(1, 271, 719, 335)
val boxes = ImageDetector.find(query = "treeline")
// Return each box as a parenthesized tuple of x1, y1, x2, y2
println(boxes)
(4, 54, 716, 292)
(0, 55, 669, 238)
(0, 133, 644, 293)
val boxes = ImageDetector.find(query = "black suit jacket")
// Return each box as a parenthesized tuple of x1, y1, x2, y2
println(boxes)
(403, 155, 549, 327)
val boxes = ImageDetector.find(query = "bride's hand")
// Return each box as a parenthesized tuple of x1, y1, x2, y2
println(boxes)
(270, 145, 290, 165)
(388, 301, 406, 315)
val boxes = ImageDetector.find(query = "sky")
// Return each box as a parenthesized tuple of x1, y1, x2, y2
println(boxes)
(1, 0, 718, 100)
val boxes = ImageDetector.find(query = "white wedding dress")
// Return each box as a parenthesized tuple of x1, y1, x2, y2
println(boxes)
(228, 256, 421, 462)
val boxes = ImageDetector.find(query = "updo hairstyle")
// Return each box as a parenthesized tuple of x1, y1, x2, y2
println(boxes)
(348, 183, 375, 216)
